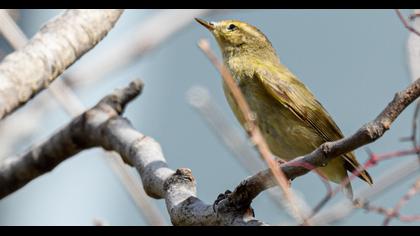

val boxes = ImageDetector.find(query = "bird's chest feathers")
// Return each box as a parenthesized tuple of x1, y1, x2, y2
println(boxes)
(225, 57, 255, 83)
(224, 57, 277, 114)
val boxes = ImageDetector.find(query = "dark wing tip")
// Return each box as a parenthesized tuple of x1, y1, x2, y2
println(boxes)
(343, 157, 373, 186)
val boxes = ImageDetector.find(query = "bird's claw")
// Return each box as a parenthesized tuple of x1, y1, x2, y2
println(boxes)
(212, 190, 256, 218)
(213, 190, 232, 213)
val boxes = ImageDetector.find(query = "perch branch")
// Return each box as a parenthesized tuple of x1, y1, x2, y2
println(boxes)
(0, 80, 267, 225)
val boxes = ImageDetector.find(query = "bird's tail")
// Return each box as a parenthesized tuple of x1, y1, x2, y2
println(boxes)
(343, 153, 373, 186)
(342, 177, 353, 200)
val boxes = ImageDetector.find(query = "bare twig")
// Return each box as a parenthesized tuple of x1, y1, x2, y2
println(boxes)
(307, 146, 420, 220)
(382, 178, 420, 225)
(355, 201, 420, 224)
(312, 157, 420, 225)
(0, 9, 124, 120)
(369, 8, 420, 226)
(395, 9, 420, 37)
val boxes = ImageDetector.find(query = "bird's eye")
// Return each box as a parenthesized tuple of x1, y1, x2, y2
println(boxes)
(227, 24, 237, 31)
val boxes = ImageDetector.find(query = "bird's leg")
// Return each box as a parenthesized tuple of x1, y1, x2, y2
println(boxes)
(213, 176, 257, 218)
(212, 189, 256, 219)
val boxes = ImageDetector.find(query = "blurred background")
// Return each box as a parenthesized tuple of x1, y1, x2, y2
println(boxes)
(0, 9, 419, 226)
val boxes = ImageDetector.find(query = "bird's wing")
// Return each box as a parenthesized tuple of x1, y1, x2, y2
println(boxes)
(254, 64, 372, 185)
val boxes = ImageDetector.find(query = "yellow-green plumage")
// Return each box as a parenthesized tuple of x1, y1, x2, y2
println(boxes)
(196, 18, 372, 197)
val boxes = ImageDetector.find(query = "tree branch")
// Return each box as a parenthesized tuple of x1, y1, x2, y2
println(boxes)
(0, 9, 123, 120)
(0, 80, 267, 225)
(0, 80, 142, 197)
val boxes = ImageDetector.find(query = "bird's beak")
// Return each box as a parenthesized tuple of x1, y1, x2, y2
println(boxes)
(195, 18, 215, 31)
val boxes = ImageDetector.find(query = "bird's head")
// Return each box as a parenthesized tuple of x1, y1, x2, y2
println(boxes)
(195, 18, 277, 60)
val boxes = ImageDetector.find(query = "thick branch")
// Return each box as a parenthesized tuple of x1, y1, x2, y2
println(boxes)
(226, 77, 420, 208)
(0, 80, 266, 225)
(0, 9, 123, 120)
(0, 80, 142, 197)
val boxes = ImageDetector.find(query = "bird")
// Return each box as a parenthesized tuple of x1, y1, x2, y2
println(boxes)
(195, 18, 372, 198)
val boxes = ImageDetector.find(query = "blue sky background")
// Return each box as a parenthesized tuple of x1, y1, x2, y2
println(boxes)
(0, 9, 419, 225)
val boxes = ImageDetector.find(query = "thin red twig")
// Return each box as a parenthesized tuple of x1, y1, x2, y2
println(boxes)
(382, 178, 420, 225)
(306, 146, 420, 220)
(355, 200, 420, 224)
(395, 9, 420, 37)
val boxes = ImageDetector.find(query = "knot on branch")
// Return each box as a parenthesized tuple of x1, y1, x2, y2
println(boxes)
(362, 122, 385, 141)
(164, 168, 195, 192)
(382, 120, 391, 130)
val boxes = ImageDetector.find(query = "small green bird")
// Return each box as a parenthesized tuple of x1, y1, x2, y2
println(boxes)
(196, 18, 372, 198)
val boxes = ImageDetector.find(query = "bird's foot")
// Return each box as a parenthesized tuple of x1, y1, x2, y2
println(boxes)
(212, 189, 255, 217)
(213, 190, 232, 213)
